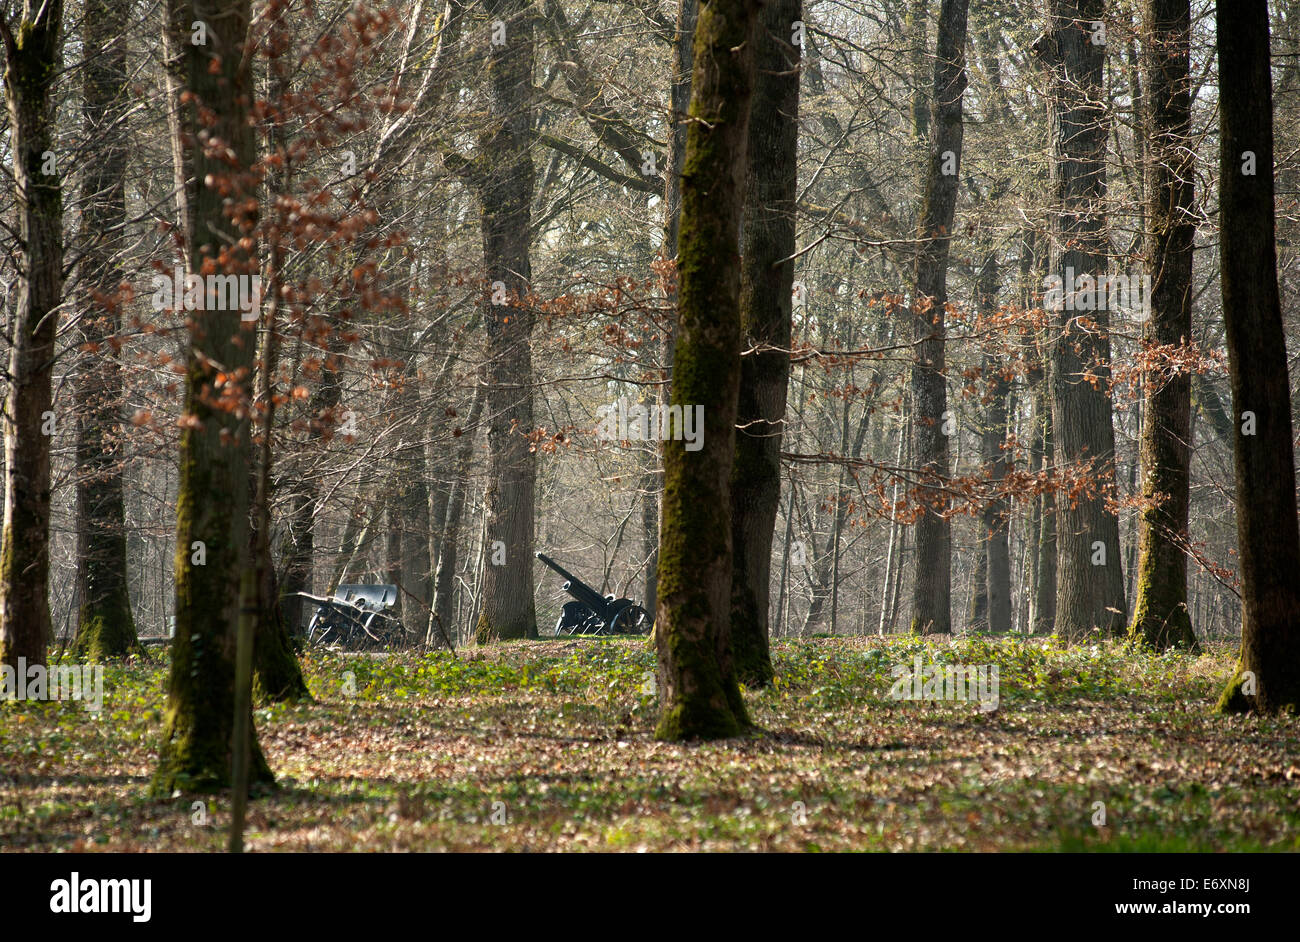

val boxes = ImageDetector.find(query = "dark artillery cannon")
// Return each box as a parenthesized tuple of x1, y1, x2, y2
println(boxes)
(535, 552, 651, 636)
(297, 584, 403, 649)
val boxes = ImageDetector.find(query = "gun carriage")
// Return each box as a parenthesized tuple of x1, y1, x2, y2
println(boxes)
(297, 584, 403, 648)
(535, 552, 651, 636)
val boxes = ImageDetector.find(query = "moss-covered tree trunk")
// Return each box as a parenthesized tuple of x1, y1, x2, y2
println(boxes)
(730, 0, 800, 688)
(71, 0, 139, 661)
(908, 0, 968, 635)
(154, 0, 273, 794)
(0, 1, 64, 672)
(474, 0, 538, 644)
(1036, 1, 1128, 641)
(1128, 0, 1198, 652)
(645, 0, 700, 628)
(653, 0, 760, 741)
(1214, 0, 1300, 715)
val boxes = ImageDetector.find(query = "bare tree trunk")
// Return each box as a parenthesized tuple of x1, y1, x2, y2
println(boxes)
(433, 383, 484, 644)
(1214, 0, 1300, 714)
(161, 0, 195, 239)
(1129, 0, 1198, 651)
(729, 0, 799, 685)
(878, 402, 908, 635)
(71, 0, 139, 660)
(279, 485, 313, 634)
(1032, 363, 1058, 635)
(473, 0, 538, 643)
(279, 333, 346, 630)
(250, 5, 309, 702)
(0, 0, 65, 671)
(1035, 1, 1127, 640)
(909, 0, 968, 635)
(968, 546, 989, 631)
(978, 255, 1012, 634)
(394, 383, 432, 640)
(153, 0, 272, 793)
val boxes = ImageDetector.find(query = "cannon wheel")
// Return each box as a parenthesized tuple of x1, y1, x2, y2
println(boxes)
(306, 610, 344, 647)
(610, 604, 652, 635)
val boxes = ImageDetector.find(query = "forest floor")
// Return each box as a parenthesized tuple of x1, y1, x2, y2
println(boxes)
(2, 633, 1299, 851)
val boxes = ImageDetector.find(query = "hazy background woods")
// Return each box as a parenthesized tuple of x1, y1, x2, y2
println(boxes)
(0, 0, 1280, 647)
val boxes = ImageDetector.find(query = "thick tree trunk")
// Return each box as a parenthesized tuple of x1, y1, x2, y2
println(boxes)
(645, 0, 701, 623)
(654, 0, 760, 741)
(1036, 1, 1127, 641)
(0, 1, 64, 671)
(1129, 0, 1198, 651)
(730, 0, 799, 686)
(1214, 0, 1300, 715)
(71, 0, 139, 660)
(153, 0, 272, 793)
(474, 0, 537, 644)
(908, 0, 968, 635)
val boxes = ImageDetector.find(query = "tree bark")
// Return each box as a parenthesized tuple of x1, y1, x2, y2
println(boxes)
(908, 0, 968, 635)
(71, 0, 140, 660)
(977, 254, 1012, 634)
(278, 332, 346, 632)
(473, 0, 538, 643)
(0, 0, 65, 671)
(433, 382, 484, 645)
(1035, 1, 1127, 641)
(654, 0, 760, 741)
(250, 4, 309, 702)
(730, 0, 799, 686)
(1032, 365, 1058, 634)
(1214, 0, 1300, 714)
(153, 0, 273, 793)
(646, 0, 701, 623)
(1129, 0, 1198, 651)
(391, 381, 431, 639)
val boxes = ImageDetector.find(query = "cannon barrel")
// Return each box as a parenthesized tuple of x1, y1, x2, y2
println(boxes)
(535, 552, 612, 617)
(535, 552, 582, 585)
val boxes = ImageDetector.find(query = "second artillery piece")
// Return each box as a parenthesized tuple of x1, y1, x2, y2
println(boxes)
(535, 552, 652, 636)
